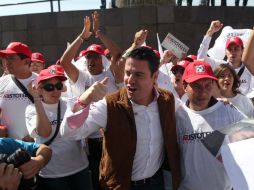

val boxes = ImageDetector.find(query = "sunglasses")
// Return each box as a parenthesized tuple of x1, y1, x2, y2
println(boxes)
(42, 82, 63, 92)
(172, 68, 185, 75)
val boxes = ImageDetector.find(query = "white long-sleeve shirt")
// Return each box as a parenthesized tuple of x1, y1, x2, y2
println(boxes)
(61, 93, 164, 181)
(197, 35, 254, 95)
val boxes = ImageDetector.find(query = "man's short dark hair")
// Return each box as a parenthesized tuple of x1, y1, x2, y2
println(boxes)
(128, 47, 160, 76)
(17, 53, 29, 60)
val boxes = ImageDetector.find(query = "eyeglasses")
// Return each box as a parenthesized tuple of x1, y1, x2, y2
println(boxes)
(172, 68, 185, 75)
(42, 82, 63, 92)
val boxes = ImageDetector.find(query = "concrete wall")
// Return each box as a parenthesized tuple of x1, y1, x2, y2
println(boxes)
(0, 5, 254, 64)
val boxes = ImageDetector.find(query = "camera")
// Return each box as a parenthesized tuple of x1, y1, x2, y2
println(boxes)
(0, 148, 37, 190)
(0, 148, 31, 167)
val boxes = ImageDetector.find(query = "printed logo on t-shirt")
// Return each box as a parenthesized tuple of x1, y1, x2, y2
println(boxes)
(181, 132, 212, 143)
(240, 79, 246, 84)
(0, 93, 30, 101)
(50, 119, 63, 126)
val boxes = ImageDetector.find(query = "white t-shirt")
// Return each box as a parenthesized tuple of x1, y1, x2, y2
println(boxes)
(197, 35, 254, 95)
(0, 73, 37, 139)
(65, 69, 122, 98)
(25, 98, 88, 178)
(176, 101, 245, 190)
(228, 93, 254, 118)
(64, 70, 93, 98)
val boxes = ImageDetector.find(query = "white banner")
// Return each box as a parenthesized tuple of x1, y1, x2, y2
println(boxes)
(207, 26, 252, 60)
(161, 33, 189, 59)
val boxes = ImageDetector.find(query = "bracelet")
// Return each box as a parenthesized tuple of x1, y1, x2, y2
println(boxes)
(78, 35, 86, 43)
(77, 97, 88, 108)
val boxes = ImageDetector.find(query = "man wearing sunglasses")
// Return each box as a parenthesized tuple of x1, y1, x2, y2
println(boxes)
(0, 42, 37, 141)
(170, 60, 190, 108)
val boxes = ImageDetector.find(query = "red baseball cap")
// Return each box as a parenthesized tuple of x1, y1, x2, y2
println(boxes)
(83, 44, 104, 56)
(171, 60, 191, 71)
(31, 52, 46, 63)
(0, 42, 32, 58)
(144, 45, 161, 59)
(184, 54, 197, 62)
(75, 50, 86, 60)
(226, 36, 243, 49)
(182, 60, 217, 83)
(36, 65, 67, 87)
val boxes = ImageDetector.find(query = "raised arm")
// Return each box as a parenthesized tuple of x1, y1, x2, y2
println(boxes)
(242, 28, 254, 75)
(198, 20, 223, 59)
(92, 11, 124, 83)
(123, 29, 148, 58)
(60, 16, 92, 83)
(72, 77, 108, 112)
(27, 82, 52, 138)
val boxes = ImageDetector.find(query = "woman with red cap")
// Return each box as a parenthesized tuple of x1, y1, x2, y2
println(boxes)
(25, 65, 107, 190)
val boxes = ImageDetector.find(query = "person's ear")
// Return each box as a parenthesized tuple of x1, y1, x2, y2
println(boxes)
(152, 70, 159, 80)
(183, 81, 188, 92)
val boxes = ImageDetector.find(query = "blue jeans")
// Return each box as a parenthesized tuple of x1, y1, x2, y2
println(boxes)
(38, 168, 92, 190)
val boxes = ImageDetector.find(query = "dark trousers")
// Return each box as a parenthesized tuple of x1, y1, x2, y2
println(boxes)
(88, 138, 103, 190)
(187, 0, 193, 6)
(177, 0, 192, 6)
(101, 0, 116, 7)
(206, 0, 215, 6)
(131, 170, 164, 190)
(38, 168, 92, 190)
(221, 0, 227, 6)
(235, 0, 248, 6)
(200, 0, 215, 6)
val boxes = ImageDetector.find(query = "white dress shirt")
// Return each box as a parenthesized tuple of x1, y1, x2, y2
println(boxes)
(61, 90, 164, 180)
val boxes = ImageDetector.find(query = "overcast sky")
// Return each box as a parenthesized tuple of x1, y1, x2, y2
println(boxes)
(0, 0, 253, 16)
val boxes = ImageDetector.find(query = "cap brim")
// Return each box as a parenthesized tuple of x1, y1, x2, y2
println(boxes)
(36, 75, 67, 87)
(31, 58, 45, 63)
(84, 50, 103, 56)
(0, 49, 17, 56)
(171, 65, 185, 71)
(226, 41, 242, 49)
(185, 75, 217, 83)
